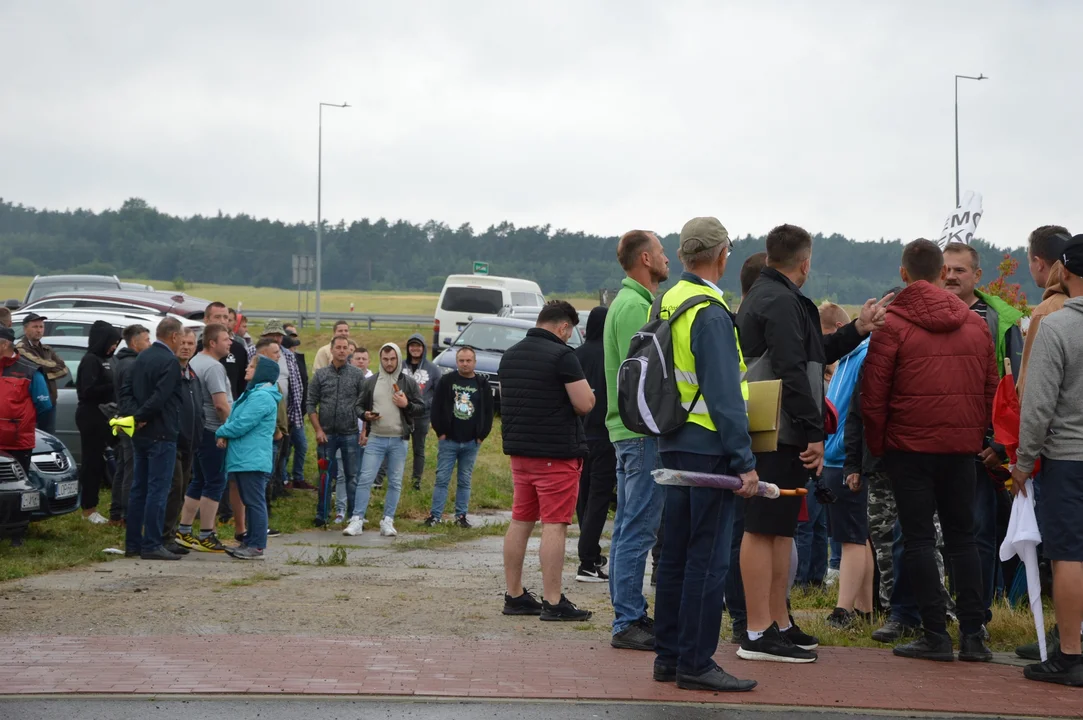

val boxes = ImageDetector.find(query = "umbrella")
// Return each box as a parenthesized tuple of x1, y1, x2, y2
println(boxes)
(652, 469, 807, 499)
(999, 477, 1046, 662)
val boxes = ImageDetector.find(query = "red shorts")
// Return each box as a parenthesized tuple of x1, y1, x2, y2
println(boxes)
(510, 456, 582, 525)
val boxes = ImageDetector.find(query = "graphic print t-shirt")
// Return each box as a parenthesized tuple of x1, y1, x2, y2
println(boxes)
(449, 375, 480, 442)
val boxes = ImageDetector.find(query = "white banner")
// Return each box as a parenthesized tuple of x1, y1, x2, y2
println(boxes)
(938, 191, 983, 248)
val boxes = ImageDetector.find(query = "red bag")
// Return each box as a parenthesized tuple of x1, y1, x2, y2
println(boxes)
(992, 371, 1040, 474)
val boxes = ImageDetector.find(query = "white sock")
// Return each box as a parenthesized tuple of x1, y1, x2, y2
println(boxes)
(779, 623, 792, 632)
(747, 629, 765, 641)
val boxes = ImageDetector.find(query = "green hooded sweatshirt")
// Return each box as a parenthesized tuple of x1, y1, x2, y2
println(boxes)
(974, 289, 1024, 378)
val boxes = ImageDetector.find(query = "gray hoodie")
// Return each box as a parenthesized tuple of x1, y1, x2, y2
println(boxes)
(1016, 297, 1083, 475)
(401, 333, 440, 414)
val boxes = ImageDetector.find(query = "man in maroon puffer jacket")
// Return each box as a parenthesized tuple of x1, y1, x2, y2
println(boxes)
(862, 238, 998, 664)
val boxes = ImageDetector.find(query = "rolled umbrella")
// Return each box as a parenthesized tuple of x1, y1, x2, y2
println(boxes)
(652, 469, 808, 499)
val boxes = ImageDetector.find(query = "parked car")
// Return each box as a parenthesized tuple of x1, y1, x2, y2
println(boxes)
(27, 430, 81, 520)
(496, 305, 584, 346)
(18, 290, 211, 320)
(0, 454, 38, 543)
(432, 274, 545, 357)
(10, 309, 203, 344)
(22, 274, 124, 305)
(432, 317, 584, 406)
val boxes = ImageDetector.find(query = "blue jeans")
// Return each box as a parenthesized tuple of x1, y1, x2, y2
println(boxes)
(232, 471, 269, 550)
(795, 476, 829, 584)
(316, 435, 358, 523)
(655, 451, 737, 676)
(353, 435, 408, 520)
(973, 462, 999, 623)
(609, 437, 664, 634)
(281, 424, 307, 483)
(126, 439, 177, 553)
(431, 439, 480, 519)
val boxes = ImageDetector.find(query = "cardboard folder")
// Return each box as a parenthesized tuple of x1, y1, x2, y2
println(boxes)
(746, 380, 782, 453)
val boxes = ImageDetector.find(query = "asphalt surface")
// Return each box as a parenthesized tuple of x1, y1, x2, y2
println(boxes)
(0, 699, 1029, 720)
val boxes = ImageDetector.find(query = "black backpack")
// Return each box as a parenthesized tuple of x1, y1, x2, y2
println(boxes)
(617, 293, 722, 436)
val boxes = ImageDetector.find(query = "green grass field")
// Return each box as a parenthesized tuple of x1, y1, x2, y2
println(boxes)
(0, 275, 601, 316)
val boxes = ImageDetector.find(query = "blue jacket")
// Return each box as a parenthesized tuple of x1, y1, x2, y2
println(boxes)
(216, 356, 282, 474)
(824, 337, 869, 468)
(658, 272, 755, 475)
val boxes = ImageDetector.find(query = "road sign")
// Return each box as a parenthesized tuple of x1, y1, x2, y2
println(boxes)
(473, 261, 489, 275)
(293, 255, 314, 285)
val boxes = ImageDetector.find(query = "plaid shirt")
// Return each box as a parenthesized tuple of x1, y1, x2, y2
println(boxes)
(247, 345, 304, 428)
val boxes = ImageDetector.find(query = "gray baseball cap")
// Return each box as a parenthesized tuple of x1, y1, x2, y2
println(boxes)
(679, 217, 730, 256)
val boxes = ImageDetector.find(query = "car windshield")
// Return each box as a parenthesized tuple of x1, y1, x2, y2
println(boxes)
(453, 323, 529, 353)
(441, 287, 504, 314)
(28, 281, 120, 303)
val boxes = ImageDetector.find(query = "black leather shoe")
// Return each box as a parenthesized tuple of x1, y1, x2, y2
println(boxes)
(676, 665, 757, 692)
(893, 630, 954, 661)
(959, 631, 993, 662)
(140, 546, 181, 561)
(653, 662, 676, 683)
(872, 619, 920, 643)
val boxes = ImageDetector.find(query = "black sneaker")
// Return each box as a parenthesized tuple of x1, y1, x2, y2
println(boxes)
(596, 556, 608, 570)
(676, 664, 757, 693)
(1017, 625, 1060, 661)
(730, 628, 748, 645)
(422, 514, 439, 527)
(412, 478, 421, 491)
(783, 621, 819, 650)
(737, 623, 816, 663)
(575, 564, 608, 583)
(312, 518, 327, 528)
(164, 542, 190, 556)
(454, 514, 472, 529)
(958, 631, 993, 662)
(503, 588, 544, 616)
(540, 594, 592, 622)
(872, 619, 920, 643)
(653, 661, 677, 683)
(1024, 650, 1083, 687)
(893, 630, 954, 662)
(140, 546, 182, 561)
(826, 607, 856, 630)
(611, 620, 654, 650)
(266, 528, 281, 538)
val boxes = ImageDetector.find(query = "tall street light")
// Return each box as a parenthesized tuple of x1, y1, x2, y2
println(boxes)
(954, 73, 987, 208)
(316, 101, 350, 329)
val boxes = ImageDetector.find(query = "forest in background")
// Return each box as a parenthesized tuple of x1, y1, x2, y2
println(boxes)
(0, 197, 1043, 305)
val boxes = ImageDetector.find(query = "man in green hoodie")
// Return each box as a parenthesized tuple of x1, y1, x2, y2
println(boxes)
(603, 229, 671, 651)
(943, 242, 1024, 626)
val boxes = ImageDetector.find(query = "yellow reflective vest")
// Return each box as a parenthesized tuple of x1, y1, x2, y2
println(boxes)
(656, 279, 749, 432)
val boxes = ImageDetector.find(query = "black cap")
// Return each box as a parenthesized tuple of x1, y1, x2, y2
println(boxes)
(0, 326, 14, 343)
(21, 312, 47, 324)
(1063, 235, 1083, 277)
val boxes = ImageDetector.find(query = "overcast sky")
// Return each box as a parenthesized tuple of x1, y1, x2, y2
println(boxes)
(1, 1, 1079, 248)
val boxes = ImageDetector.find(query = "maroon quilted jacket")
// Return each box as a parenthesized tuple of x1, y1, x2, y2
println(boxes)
(861, 280, 998, 457)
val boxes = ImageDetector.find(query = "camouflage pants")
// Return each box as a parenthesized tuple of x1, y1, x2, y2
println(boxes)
(868, 472, 952, 614)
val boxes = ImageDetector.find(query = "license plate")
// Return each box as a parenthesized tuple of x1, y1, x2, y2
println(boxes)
(56, 481, 79, 499)
(21, 492, 40, 511)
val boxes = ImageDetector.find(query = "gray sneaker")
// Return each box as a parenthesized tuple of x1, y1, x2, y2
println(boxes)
(611, 620, 655, 650)
(228, 546, 265, 560)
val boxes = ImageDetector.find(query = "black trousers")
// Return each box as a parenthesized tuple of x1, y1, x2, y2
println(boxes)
(886, 451, 984, 636)
(164, 448, 192, 539)
(76, 404, 112, 512)
(577, 437, 617, 567)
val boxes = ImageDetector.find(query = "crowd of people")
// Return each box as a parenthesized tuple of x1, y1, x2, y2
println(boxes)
(494, 221, 1083, 691)
(2, 220, 1081, 692)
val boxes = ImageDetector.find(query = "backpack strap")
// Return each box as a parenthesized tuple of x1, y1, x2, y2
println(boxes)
(665, 294, 724, 323)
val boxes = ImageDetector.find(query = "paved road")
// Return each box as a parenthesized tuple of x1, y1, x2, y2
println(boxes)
(0, 699, 1025, 720)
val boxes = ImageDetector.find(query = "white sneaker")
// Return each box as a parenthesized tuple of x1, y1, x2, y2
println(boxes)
(333, 514, 345, 525)
(824, 568, 840, 587)
(85, 511, 108, 525)
(343, 517, 364, 536)
(379, 516, 397, 537)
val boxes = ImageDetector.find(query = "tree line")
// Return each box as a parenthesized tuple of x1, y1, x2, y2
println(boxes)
(0, 197, 1042, 305)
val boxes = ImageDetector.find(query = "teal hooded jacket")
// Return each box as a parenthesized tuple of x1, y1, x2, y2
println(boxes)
(215, 355, 282, 474)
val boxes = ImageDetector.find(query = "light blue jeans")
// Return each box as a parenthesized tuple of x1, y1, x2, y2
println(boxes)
(430, 439, 481, 519)
(353, 435, 408, 520)
(609, 436, 664, 634)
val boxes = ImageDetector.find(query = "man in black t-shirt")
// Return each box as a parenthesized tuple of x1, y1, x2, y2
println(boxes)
(425, 346, 494, 528)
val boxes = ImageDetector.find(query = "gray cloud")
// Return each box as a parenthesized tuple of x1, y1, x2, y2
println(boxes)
(1, 0, 1080, 248)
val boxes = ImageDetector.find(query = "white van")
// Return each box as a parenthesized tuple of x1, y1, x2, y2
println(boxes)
(432, 274, 545, 355)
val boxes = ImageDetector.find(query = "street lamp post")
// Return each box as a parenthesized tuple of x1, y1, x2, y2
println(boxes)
(954, 74, 987, 208)
(316, 101, 349, 329)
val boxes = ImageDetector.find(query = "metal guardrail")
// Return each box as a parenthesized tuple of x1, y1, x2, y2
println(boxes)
(240, 310, 431, 329)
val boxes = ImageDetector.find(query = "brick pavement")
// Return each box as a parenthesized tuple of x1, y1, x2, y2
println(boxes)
(0, 635, 1078, 717)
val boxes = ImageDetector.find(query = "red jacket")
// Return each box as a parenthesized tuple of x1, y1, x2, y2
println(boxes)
(861, 281, 998, 457)
(0, 353, 40, 451)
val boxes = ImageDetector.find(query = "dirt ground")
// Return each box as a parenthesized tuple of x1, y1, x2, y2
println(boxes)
(0, 516, 620, 643)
